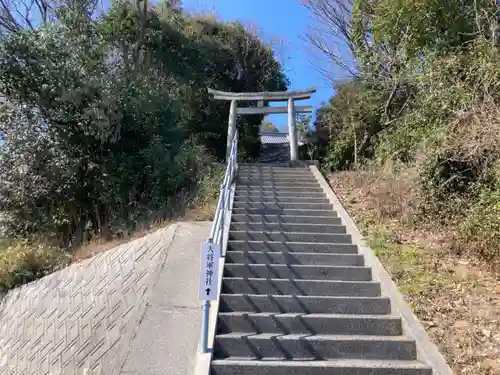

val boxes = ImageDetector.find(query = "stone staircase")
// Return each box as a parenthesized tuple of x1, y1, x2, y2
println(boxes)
(210, 164, 434, 375)
(258, 143, 290, 163)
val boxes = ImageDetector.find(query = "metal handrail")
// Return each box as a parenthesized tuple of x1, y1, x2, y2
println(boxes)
(200, 130, 239, 353)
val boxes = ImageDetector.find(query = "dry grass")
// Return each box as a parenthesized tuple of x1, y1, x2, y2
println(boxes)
(71, 223, 172, 261)
(73, 195, 218, 262)
(0, 242, 71, 294)
(330, 169, 500, 374)
(332, 165, 419, 227)
(74, 165, 222, 261)
(445, 104, 500, 168)
(0, 201, 218, 292)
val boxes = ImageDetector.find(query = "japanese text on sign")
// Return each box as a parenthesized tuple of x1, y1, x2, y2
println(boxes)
(199, 242, 220, 300)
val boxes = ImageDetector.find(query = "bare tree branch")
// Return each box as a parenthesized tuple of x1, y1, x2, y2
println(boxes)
(0, 0, 106, 35)
(0, 0, 55, 33)
(0, 0, 22, 33)
(300, 0, 361, 78)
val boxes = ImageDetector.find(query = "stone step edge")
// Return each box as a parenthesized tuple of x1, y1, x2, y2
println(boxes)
(236, 181, 321, 185)
(230, 209, 338, 214)
(211, 358, 432, 369)
(227, 240, 356, 246)
(222, 277, 379, 285)
(229, 230, 347, 235)
(233, 194, 327, 198)
(230, 222, 344, 228)
(218, 294, 391, 309)
(230, 214, 339, 219)
(235, 184, 320, 186)
(230, 221, 341, 225)
(225, 263, 369, 270)
(233, 198, 330, 202)
(225, 250, 361, 256)
(236, 177, 315, 180)
(218, 312, 399, 319)
(215, 333, 413, 342)
(220, 293, 386, 300)
(237, 177, 319, 180)
(235, 188, 324, 192)
(233, 200, 329, 203)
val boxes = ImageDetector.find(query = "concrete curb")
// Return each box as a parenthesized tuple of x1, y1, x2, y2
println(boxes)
(194, 183, 236, 375)
(309, 165, 453, 375)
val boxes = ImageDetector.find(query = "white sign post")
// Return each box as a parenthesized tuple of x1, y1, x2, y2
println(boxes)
(199, 242, 221, 300)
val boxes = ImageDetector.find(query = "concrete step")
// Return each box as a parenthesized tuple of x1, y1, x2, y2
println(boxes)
(237, 173, 316, 181)
(234, 191, 326, 198)
(237, 167, 312, 172)
(236, 172, 314, 177)
(230, 222, 346, 234)
(238, 167, 311, 173)
(224, 251, 364, 266)
(217, 312, 403, 336)
(221, 278, 381, 297)
(218, 294, 392, 315)
(213, 333, 417, 361)
(237, 174, 314, 179)
(228, 231, 350, 243)
(237, 178, 318, 183)
(238, 164, 307, 168)
(230, 214, 340, 225)
(223, 264, 372, 281)
(237, 173, 314, 178)
(237, 168, 313, 173)
(237, 178, 316, 184)
(210, 359, 432, 375)
(232, 208, 337, 217)
(238, 183, 321, 189)
(233, 196, 330, 204)
(233, 202, 333, 210)
(227, 241, 358, 254)
(236, 186, 324, 193)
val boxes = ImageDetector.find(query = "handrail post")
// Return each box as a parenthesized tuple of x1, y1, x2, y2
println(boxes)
(218, 182, 227, 258)
(200, 299, 210, 353)
(219, 221, 224, 257)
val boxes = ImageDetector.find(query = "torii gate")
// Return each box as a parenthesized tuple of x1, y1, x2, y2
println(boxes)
(207, 87, 316, 162)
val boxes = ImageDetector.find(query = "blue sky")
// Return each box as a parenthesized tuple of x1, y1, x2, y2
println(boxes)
(182, 0, 337, 131)
(9, 0, 343, 131)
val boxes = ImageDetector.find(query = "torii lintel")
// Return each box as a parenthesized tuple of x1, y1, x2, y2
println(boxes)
(208, 87, 316, 162)
(207, 87, 317, 102)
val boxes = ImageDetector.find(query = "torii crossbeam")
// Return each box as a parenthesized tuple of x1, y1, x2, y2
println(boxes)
(208, 87, 316, 162)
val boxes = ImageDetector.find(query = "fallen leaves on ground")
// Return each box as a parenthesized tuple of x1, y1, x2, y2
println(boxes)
(330, 171, 500, 375)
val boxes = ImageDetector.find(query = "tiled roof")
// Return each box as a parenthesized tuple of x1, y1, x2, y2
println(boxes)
(260, 132, 289, 144)
(260, 132, 307, 145)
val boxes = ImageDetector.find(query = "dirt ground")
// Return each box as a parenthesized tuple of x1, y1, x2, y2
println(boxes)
(330, 171, 500, 375)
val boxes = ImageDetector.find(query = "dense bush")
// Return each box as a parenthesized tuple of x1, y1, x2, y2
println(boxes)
(460, 182, 500, 260)
(0, 242, 70, 294)
(305, 0, 500, 261)
(0, 0, 288, 248)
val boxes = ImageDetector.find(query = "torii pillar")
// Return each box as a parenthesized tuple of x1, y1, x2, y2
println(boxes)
(207, 87, 317, 163)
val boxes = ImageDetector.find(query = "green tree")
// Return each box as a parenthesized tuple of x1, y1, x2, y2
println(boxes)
(304, 0, 500, 259)
(260, 119, 279, 132)
(0, 0, 288, 246)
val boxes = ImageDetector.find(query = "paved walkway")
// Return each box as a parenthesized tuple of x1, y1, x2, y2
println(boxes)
(0, 221, 210, 375)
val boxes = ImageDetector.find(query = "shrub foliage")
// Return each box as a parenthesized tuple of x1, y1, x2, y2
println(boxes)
(304, 0, 500, 260)
(0, 0, 287, 248)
